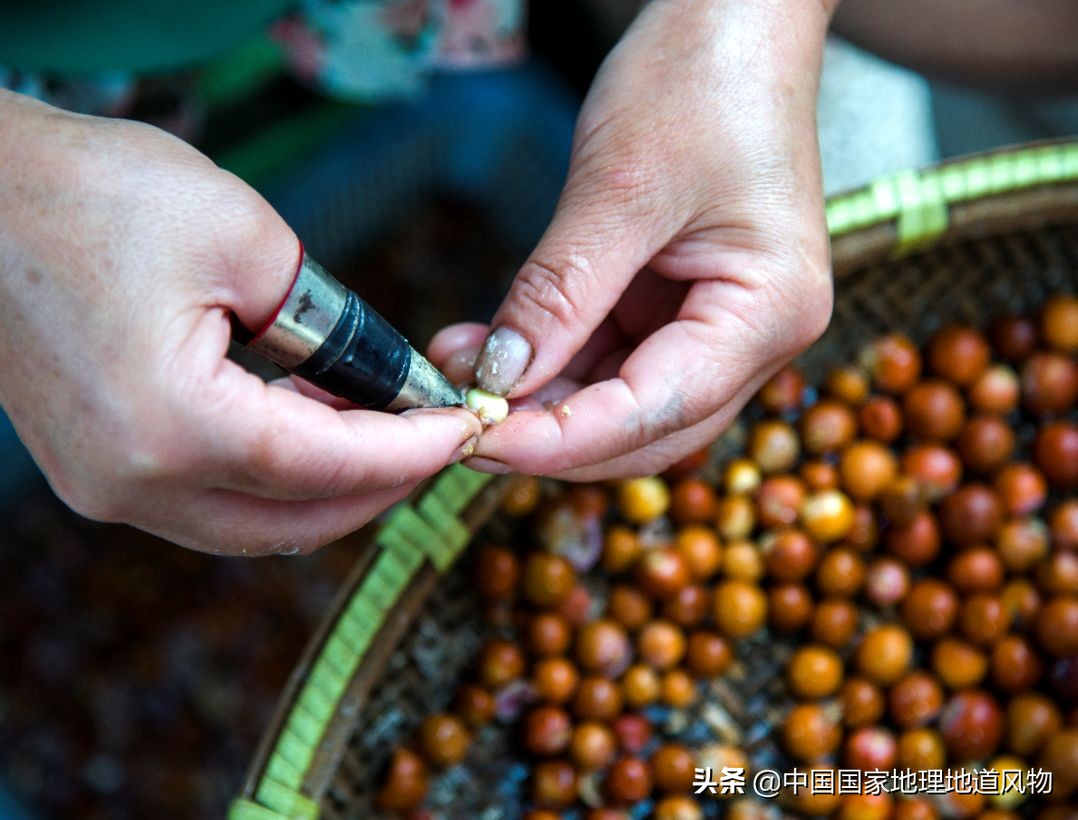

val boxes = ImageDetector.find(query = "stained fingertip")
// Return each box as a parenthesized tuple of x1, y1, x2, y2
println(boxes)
(452, 435, 480, 463)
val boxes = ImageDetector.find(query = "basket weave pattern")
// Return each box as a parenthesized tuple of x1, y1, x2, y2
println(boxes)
(233, 142, 1078, 820)
(327, 224, 1078, 818)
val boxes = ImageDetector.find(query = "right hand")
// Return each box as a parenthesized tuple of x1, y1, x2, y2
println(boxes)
(0, 90, 481, 556)
(432, 0, 834, 481)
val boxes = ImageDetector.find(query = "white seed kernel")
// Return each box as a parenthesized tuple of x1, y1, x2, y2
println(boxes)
(465, 388, 509, 426)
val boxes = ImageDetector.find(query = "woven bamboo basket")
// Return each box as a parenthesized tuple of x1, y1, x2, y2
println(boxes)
(231, 140, 1078, 820)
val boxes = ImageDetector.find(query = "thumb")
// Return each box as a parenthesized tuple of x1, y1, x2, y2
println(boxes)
(210, 175, 303, 333)
(474, 171, 664, 398)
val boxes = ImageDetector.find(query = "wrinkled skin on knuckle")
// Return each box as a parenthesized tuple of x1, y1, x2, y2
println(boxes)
(513, 256, 598, 333)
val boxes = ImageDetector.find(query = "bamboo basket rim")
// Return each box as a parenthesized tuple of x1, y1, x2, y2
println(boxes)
(230, 137, 1078, 820)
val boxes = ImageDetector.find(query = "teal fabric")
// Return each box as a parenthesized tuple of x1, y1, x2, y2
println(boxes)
(0, 1, 293, 74)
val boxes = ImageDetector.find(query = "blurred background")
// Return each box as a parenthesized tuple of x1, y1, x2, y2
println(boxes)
(0, 3, 1074, 817)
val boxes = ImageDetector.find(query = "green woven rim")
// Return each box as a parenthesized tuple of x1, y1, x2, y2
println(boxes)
(230, 139, 1078, 820)
(231, 464, 493, 819)
(827, 141, 1078, 255)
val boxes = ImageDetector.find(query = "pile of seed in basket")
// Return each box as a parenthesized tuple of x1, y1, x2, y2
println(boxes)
(378, 296, 1077, 819)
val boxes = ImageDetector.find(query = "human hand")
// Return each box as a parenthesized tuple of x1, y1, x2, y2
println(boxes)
(431, 0, 836, 480)
(0, 91, 481, 555)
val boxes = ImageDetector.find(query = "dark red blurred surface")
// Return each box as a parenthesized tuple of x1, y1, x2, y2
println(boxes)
(0, 490, 357, 819)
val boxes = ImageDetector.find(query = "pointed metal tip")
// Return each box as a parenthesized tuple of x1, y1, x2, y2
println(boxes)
(385, 348, 466, 412)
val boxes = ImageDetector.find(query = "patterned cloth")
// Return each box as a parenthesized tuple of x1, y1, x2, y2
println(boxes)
(3, 0, 528, 117)
(274, 0, 527, 99)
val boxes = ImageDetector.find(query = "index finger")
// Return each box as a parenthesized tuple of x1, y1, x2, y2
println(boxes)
(470, 277, 821, 475)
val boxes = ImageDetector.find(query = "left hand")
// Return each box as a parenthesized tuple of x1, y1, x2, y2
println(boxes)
(0, 91, 481, 556)
(430, 0, 835, 480)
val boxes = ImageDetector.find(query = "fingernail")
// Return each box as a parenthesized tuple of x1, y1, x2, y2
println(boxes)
(475, 327, 532, 396)
(464, 455, 513, 475)
(452, 435, 479, 464)
(401, 406, 475, 426)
